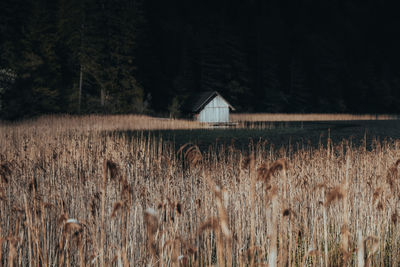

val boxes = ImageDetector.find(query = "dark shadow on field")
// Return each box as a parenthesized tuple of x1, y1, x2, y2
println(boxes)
(110, 120, 400, 152)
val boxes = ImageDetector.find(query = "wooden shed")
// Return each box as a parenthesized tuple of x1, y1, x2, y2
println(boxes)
(184, 91, 235, 123)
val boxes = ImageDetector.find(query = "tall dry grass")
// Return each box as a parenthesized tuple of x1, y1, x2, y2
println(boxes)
(231, 113, 399, 122)
(2, 113, 397, 134)
(0, 114, 207, 132)
(0, 117, 400, 266)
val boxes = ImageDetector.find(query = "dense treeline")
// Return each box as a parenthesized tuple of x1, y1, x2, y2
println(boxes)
(1, 0, 400, 119)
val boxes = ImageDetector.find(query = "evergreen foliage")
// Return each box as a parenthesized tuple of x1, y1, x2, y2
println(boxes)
(1, 0, 400, 119)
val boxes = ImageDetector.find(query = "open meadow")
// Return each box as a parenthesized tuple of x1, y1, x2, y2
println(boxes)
(1, 115, 400, 266)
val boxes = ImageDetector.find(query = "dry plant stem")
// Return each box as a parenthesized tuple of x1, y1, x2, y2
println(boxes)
(0, 226, 2, 264)
(380, 222, 385, 267)
(8, 239, 16, 267)
(122, 210, 129, 267)
(217, 192, 232, 267)
(79, 238, 85, 267)
(249, 154, 256, 266)
(268, 192, 278, 267)
(24, 195, 33, 267)
(100, 159, 107, 267)
(341, 155, 350, 265)
(323, 189, 329, 267)
(65, 236, 70, 267)
(288, 221, 293, 267)
(281, 165, 288, 266)
(216, 230, 225, 267)
(41, 203, 48, 267)
(204, 170, 232, 267)
(357, 229, 365, 267)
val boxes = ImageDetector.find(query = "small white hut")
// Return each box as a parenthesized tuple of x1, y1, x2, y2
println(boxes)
(185, 91, 235, 123)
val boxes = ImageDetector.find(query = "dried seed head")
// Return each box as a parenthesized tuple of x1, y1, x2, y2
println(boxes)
(387, 159, 400, 191)
(186, 245, 197, 255)
(257, 158, 287, 185)
(196, 199, 201, 208)
(107, 160, 119, 179)
(307, 248, 319, 257)
(283, 209, 290, 216)
(257, 162, 270, 183)
(121, 180, 132, 200)
(106, 160, 119, 180)
(0, 188, 7, 201)
(64, 218, 82, 234)
(283, 208, 297, 218)
(176, 202, 182, 215)
(372, 187, 382, 204)
(325, 186, 345, 207)
(197, 217, 219, 235)
(57, 213, 68, 227)
(177, 144, 202, 167)
(144, 208, 158, 234)
(90, 197, 99, 218)
(241, 156, 252, 170)
(0, 161, 12, 184)
(185, 146, 202, 167)
(392, 210, 398, 225)
(268, 158, 287, 177)
(112, 201, 124, 218)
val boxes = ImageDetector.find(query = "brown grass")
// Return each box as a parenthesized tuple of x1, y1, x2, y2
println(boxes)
(0, 116, 400, 266)
(231, 113, 398, 122)
(3, 113, 397, 134)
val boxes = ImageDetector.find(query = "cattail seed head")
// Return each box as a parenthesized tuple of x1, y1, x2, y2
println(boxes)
(325, 186, 345, 207)
(106, 160, 119, 180)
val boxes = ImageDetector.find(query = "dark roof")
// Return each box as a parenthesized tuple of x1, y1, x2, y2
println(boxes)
(183, 91, 234, 113)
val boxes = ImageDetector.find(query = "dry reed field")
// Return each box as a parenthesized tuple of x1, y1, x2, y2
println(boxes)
(231, 113, 398, 122)
(3, 113, 397, 133)
(1, 116, 400, 266)
(0, 114, 207, 131)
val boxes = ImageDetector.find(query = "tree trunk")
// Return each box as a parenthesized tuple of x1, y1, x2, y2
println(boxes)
(78, 65, 83, 113)
(101, 88, 105, 106)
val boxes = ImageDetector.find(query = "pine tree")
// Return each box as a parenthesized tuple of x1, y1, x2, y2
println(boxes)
(288, 58, 311, 112)
(0, 0, 30, 118)
(1, 0, 61, 118)
(57, 0, 85, 113)
(107, 0, 144, 113)
(222, 27, 251, 111)
(24, 0, 61, 114)
(81, 0, 144, 113)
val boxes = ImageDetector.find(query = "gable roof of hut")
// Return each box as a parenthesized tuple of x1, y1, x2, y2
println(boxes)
(183, 91, 235, 113)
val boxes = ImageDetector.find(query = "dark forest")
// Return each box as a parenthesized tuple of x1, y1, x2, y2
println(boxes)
(1, 0, 400, 119)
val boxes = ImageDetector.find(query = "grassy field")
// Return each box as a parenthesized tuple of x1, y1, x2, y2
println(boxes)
(119, 120, 400, 152)
(1, 115, 400, 266)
